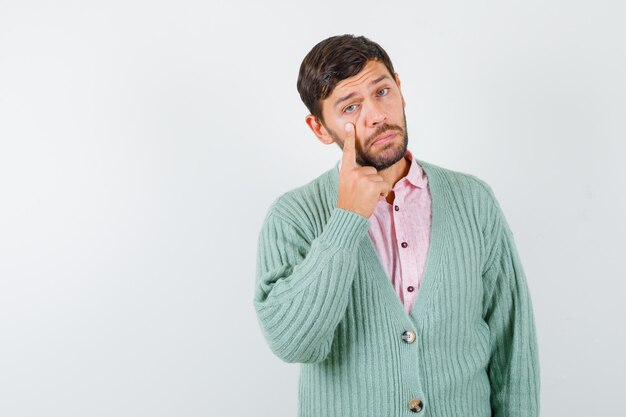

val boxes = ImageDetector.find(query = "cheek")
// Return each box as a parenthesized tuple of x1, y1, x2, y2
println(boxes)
(347, 111, 368, 128)
(339, 111, 360, 125)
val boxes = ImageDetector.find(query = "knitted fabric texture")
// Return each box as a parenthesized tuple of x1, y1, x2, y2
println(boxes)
(254, 159, 540, 417)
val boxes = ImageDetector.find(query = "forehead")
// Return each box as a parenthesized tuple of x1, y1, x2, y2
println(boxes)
(330, 60, 391, 97)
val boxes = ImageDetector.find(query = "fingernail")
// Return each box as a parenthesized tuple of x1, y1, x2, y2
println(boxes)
(344, 123, 353, 132)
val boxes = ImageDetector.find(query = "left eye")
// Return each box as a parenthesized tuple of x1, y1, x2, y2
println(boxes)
(377, 88, 389, 96)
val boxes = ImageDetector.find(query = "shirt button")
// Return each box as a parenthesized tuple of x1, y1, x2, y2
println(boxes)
(407, 286, 414, 292)
(401, 330, 416, 344)
(408, 399, 424, 413)
(401, 242, 408, 248)
(394, 205, 399, 211)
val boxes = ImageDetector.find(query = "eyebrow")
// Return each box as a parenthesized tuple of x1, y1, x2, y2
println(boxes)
(333, 74, 392, 109)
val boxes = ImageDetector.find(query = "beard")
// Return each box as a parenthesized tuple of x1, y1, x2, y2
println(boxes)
(327, 111, 409, 171)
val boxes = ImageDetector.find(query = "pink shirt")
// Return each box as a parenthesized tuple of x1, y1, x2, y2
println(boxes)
(338, 150, 432, 314)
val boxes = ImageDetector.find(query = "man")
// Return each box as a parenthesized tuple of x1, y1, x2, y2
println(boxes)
(254, 34, 539, 417)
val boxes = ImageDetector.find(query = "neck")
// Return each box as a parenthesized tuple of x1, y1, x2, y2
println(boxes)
(379, 156, 410, 188)
(378, 157, 410, 204)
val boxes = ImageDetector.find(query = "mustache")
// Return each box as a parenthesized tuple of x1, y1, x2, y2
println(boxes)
(365, 124, 404, 148)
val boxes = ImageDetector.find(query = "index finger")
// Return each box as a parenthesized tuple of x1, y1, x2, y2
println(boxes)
(341, 122, 357, 169)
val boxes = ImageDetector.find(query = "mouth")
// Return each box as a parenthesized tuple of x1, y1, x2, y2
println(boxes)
(370, 131, 398, 148)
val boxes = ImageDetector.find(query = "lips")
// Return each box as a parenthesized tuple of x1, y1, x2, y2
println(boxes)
(370, 131, 397, 147)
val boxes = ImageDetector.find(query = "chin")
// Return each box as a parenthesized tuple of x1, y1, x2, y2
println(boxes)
(362, 138, 408, 171)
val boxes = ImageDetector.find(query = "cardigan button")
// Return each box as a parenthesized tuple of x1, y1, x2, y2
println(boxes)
(401, 330, 416, 344)
(408, 399, 423, 413)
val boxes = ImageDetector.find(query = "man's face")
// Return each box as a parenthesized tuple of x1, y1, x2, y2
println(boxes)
(312, 60, 408, 171)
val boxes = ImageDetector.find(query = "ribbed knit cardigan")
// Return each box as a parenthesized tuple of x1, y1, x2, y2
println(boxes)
(254, 159, 540, 417)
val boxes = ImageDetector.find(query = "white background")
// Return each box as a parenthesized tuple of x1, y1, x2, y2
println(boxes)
(1, 1, 624, 416)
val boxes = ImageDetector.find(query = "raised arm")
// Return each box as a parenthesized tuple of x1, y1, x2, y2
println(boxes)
(254, 122, 391, 363)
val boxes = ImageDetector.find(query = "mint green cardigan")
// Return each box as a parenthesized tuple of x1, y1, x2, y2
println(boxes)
(254, 159, 539, 417)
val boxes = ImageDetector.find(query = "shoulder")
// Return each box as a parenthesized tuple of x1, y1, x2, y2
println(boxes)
(262, 165, 338, 235)
(417, 159, 500, 209)
(417, 160, 511, 270)
(416, 159, 507, 240)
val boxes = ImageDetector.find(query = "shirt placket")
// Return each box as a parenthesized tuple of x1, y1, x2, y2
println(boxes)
(393, 182, 418, 313)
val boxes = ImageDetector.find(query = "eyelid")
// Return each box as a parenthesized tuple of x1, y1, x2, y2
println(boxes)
(343, 103, 358, 113)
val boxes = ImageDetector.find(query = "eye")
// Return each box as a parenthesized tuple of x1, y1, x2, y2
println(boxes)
(343, 104, 358, 114)
(377, 88, 389, 96)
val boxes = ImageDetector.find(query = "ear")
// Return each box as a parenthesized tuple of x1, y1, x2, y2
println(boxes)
(395, 72, 406, 108)
(305, 114, 335, 145)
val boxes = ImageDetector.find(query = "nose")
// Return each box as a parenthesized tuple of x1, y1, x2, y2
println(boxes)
(362, 99, 386, 127)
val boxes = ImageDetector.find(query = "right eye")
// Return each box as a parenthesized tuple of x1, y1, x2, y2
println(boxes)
(344, 104, 358, 113)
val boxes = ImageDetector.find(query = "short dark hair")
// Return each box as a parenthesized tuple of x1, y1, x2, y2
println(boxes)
(296, 34, 396, 121)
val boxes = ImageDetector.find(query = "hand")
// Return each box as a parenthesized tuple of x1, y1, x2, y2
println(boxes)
(336, 123, 391, 218)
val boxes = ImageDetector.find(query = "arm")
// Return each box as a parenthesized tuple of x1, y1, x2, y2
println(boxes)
(254, 123, 389, 364)
(254, 205, 370, 363)
(482, 191, 540, 417)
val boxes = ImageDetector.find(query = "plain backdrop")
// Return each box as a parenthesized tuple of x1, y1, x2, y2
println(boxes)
(1, 1, 625, 416)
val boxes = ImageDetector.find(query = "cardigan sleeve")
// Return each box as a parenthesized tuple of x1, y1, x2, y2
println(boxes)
(254, 205, 370, 364)
(481, 188, 540, 417)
